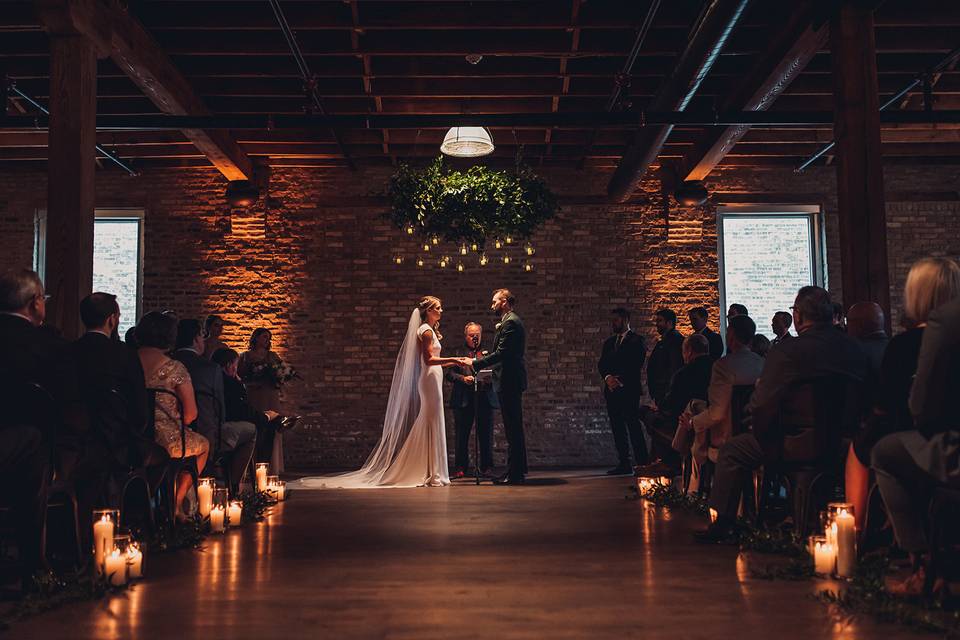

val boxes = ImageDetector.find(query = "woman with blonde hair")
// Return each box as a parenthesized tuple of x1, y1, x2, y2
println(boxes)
(299, 296, 471, 488)
(846, 257, 960, 530)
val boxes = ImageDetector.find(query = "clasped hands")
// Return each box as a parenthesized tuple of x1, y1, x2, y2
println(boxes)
(454, 357, 475, 382)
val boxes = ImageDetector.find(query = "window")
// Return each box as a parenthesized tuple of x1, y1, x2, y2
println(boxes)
(34, 209, 144, 335)
(718, 206, 825, 339)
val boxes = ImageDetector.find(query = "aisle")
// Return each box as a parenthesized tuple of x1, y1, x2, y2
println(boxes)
(15, 471, 921, 639)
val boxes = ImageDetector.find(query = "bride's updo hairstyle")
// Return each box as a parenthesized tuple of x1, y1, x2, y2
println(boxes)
(418, 296, 443, 340)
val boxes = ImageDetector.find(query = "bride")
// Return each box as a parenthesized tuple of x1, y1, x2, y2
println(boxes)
(299, 296, 471, 488)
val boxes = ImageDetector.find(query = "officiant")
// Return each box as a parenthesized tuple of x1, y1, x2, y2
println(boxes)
(446, 322, 498, 478)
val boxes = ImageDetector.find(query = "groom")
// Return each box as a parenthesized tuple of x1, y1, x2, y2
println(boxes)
(471, 288, 528, 485)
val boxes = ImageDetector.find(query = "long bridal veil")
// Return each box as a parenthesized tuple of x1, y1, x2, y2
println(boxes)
(298, 308, 423, 488)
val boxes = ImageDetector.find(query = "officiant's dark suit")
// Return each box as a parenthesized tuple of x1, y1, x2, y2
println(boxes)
(473, 306, 527, 483)
(598, 327, 647, 469)
(446, 328, 499, 473)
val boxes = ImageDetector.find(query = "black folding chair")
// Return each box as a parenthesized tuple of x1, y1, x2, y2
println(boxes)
(147, 387, 199, 524)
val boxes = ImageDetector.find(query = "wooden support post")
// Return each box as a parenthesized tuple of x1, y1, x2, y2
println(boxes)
(830, 2, 890, 321)
(45, 34, 96, 339)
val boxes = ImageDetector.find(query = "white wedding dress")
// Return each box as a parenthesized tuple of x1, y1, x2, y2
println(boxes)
(298, 309, 450, 489)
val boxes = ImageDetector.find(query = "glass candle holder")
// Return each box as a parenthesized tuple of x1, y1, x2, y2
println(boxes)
(92, 509, 120, 575)
(228, 500, 243, 527)
(827, 502, 857, 578)
(127, 541, 145, 579)
(810, 535, 834, 575)
(210, 488, 228, 533)
(267, 475, 280, 500)
(255, 463, 269, 492)
(197, 477, 215, 519)
(274, 480, 286, 501)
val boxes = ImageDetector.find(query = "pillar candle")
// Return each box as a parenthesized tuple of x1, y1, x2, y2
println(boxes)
(127, 545, 143, 579)
(275, 482, 286, 501)
(93, 514, 114, 575)
(210, 505, 226, 533)
(814, 541, 836, 575)
(228, 501, 243, 527)
(197, 482, 213, 518)
(256, 465, 268, 492)
(105, 548, 127, 586)
(835, 509, 857, 577)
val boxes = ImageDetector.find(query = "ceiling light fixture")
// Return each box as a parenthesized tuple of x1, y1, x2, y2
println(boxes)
(440, 127, 495, 158)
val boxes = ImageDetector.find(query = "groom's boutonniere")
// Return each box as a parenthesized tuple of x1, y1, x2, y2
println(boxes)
(481, 350, 489, 356)
(495, 322, 502, 330)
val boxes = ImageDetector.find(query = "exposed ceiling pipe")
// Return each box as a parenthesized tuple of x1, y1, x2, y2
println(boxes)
(607, 0, 752, 202)
(267, 0, 356, 170)
(5, 78, 139, 176)
(577, 0, 661, 168)
(796, 44, 960, 172)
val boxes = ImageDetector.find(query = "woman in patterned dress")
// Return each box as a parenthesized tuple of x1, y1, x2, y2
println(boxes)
(136, 312, 210, 521)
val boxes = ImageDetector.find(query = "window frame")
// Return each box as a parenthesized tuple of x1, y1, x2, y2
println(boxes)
(717, 204, 826, 338)
(34, 207, 146, 324)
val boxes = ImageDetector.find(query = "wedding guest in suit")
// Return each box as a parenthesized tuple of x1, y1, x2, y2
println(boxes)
(137, 312, 208, 521)
(847, 301, 889, 377)
(637, 334, 712, 478)
(872, 287, 960, 596)
(696, 286, 869, 543)
(846, 258, 960, 531)
(688, 306, 724, 360)
(124, 325, 139, 350)
(598, 308, 647, 475)
(646, 308, 684, 406)
(679, 315, 764, 470)
(175, 319, 255, 492)
(446, 322, 499, 478)
(0, 269, 56, 588)
(72, 292, 166, 471)
(726, 304, 748, 322)
(770, 311, 793, 347)
(473, 289, 527, 485)
(202, 314, 228, 360)
(214, 348, 277, 465)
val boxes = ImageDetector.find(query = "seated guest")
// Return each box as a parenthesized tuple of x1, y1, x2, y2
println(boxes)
(72, 292, 166, 470)
(749, 334, 771, 358)
(846, 301, 889, 377)
(212, 348, 294, 465)
(124, 325, 139, 350)
(687, 306, 724, 360)
(872, 288, 960, 596)
(679, 315, 764, 470)
(832, 302, 847, 331)
(696, 286, 869, 543)
(202, 314, 227, 360)
(136, 312, 209, 521)
(598, 309, 647, 474)
(636, 334, 712, 477)
(847, 258, 960, 531)
(175, 319, 255, 491)
(0, 269, 58, 588)
(646, 309, 684, 407)
(726, 304, 748, 322)
(770, 311, 793, 347)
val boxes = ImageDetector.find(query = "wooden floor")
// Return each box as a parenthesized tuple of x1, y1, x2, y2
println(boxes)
(14, 470, 923, 639)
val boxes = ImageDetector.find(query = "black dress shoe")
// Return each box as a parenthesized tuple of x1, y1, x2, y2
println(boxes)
(606, 465, 633, 476)
(493, 476, 525, 485)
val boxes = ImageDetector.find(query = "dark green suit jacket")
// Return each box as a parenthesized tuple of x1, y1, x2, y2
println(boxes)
(473, 311, 527, 393)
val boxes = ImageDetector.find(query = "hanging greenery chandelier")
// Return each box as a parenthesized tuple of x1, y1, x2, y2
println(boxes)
(387, 156, 557, 271)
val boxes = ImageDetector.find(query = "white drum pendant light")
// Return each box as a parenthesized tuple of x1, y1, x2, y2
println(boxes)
(440, 127, 495, 158)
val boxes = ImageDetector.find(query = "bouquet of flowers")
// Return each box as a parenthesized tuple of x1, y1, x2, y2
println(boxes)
(248, 358, 300, 389)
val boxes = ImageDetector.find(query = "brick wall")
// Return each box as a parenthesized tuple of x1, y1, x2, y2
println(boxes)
(1, 163, 958, 468)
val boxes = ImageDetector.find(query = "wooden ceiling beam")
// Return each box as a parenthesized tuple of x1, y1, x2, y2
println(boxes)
(34, 0, 252, 180)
